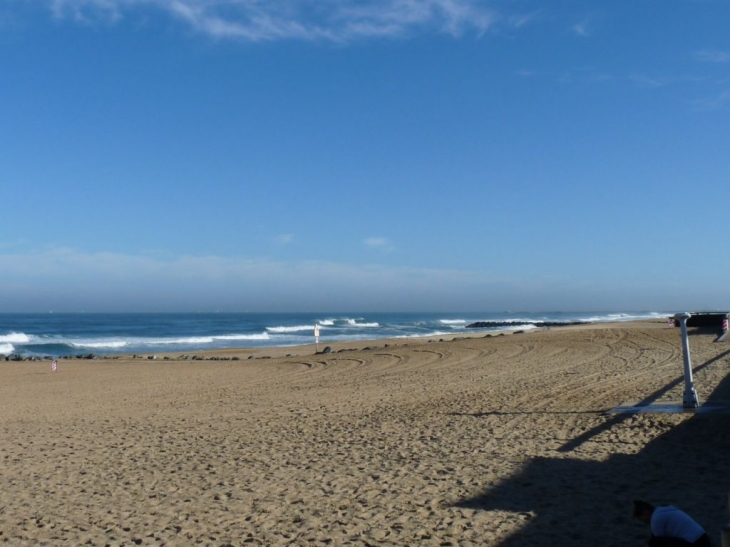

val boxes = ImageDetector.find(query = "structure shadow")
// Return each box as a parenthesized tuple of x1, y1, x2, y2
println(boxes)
(558, 348, 730, 453)
(453, 346, 730, 547)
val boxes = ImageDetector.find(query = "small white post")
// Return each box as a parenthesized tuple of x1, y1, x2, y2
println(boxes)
(674, 312, 700, 408)
(314, 323, 320, 353)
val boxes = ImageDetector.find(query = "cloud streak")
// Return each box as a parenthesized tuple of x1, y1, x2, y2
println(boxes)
(1, 247, 717, 312)
(696, 50, 730, 64)
(693, 89, 730, 111)
(364, 237, 395, 252)
(0, 247, 515, 311)
(47, 0, 498, 42)
(0, 247, 485, 285)
(571, 20, 589, 37)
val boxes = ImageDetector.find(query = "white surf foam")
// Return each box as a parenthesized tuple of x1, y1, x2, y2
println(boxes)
(72, 340, 129, 349)
(0, 332, 31, 344)
(345, 319, 379, 328)
(267, 325, 314, 334)
(585, 312, 668, 323)
(214, 333, 270, 341)
(151, 337, 216, 345)
(0, 343, 14, 355)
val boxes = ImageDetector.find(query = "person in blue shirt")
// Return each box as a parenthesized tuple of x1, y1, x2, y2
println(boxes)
(633, 500, 712, 546)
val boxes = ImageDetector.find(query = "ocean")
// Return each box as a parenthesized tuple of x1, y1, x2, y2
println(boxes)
(0, 311, 669, 358)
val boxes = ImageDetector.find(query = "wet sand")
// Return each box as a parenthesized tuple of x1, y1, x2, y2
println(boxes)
(1, 321, 729, 546)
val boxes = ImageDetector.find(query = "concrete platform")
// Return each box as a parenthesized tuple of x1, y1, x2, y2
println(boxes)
(608, 400, 730, 415)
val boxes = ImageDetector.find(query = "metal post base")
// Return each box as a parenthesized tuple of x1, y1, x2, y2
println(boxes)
(683, 388, 700, 408)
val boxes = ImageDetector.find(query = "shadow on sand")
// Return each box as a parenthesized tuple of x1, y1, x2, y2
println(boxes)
(452, 344, 730, 547)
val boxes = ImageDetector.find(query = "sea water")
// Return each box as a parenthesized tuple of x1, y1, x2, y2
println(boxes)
(0, 311, 669, 358)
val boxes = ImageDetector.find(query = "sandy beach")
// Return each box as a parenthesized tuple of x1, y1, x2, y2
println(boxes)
(1, 321, 729, 546)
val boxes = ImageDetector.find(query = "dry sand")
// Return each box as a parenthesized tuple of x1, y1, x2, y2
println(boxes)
(1, 321, 730, 546)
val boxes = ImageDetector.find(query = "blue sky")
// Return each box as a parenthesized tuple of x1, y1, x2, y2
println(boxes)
(1, 0, 729, 312)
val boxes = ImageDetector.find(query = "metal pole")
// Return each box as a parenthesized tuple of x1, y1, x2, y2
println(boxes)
(674, 312, 700, 408)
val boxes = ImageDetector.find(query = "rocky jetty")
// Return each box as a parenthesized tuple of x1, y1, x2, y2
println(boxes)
(4, 354, 54, 362)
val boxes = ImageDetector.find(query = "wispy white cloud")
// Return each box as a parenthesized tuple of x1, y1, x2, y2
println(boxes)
(629, 73, 670, 88)
(274, 234, 294, 245)
(536, 67, 702, 89)
(51, 0, 124, 23)
(693, 89, 730, 111)
(47, 0, 498, 41)
(507, 11, 541, 29)
(515, 69, 539, 78)
(696, 49, 730, 64)
(364, 237, 395, 252)
(0, 247, 511, 310)
(571, 19, 590, 37)
(0, 247, 494, 285)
